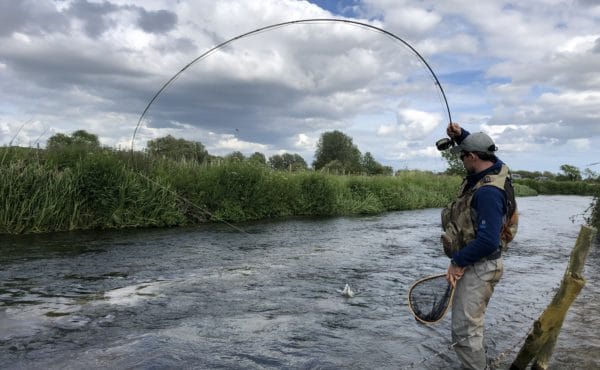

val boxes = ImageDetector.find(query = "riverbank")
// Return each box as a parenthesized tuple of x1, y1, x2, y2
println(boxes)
(1, 147, 598, 235)
(1, 149, 461, 234)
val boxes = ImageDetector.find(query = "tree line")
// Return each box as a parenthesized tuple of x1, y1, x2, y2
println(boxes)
(46, 129, 393, 175)
(44, 129, 600, 182)
(441, 147, 599, 182)
(3, 129, 598, 235)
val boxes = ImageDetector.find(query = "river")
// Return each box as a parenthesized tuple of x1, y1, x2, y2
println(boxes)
(1, 195, 598, 369)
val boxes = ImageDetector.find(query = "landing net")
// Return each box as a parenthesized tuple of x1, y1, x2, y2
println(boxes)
(408, 273, 454, 324)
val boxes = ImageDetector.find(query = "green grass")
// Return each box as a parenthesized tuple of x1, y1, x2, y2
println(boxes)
(0, 148, 184, 234)
(152, 162, 461, 220)
(514, 183, 538, 197)
(517, 178, 599, 196)
(0, 146, 597, 235)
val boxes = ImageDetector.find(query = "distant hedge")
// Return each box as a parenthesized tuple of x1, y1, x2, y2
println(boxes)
(516, 178, 600, 196)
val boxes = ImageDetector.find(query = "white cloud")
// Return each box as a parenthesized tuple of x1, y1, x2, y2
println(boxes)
(385, 6, 442, 36)
(390, 143, 440, 160)
(566, 138, 590, 151)
(215, 135, 268, 153)
(293, 133, 317, 151)
(377, 109, 442, 140)
(538, 90, 600, 110)
(416, 34, 479, 55)
(557, 34, 599, 53)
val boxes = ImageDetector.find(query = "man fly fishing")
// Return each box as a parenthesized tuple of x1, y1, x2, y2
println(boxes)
(441, 122, 518, 369)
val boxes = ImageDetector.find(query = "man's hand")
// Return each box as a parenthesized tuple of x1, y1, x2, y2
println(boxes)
(446, 262, 465, 288)
(446, 122, 462, 140)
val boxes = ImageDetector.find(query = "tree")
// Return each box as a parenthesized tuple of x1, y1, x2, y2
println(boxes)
(381, 165, 394, 176)
(513, 170, 535, 179)
(441, 149, 465, 176)
(361, 152, 393, 175)
(269, 153, 308, 171)
(313, 130, 362, 173)
(147, 135, 208, 162)
(47, 130, 100, 151)
(248, 152, 267, 165)
(45, 130, 102, 169)
(46, 133, 72, 150)
(559, 164, 582, 181)
(361, 152, 378, 175)
(71, 130, 100, 148)
(543, 171, 557, 179)
(268, 154, 284, 170)
(227, 151, 245, 162)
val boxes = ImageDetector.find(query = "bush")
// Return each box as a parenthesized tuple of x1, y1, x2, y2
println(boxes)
(298, 173, 337, 216)
(514, 183, 538, 197)
(10, 145, 574, 235)
(517, 179, 599, 196)
(589, 192, 600, 237)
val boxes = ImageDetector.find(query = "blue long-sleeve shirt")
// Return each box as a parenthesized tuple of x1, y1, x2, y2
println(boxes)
(451, 129, 507, 267)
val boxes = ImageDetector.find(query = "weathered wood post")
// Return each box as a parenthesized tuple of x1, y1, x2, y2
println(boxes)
(510, 225, 597, 370)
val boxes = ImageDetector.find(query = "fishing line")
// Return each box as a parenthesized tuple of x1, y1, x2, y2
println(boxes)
(132, 169, 253, 236)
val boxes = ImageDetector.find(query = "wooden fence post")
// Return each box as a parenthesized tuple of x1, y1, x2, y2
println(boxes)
(510, 225, 597, 370)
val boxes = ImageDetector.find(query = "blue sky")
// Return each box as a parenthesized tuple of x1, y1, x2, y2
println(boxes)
(0, 0, 599, 174)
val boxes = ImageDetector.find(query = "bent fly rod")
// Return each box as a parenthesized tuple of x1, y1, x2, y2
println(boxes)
(131, 18, 453, 151)
(129, 18, 454, 234)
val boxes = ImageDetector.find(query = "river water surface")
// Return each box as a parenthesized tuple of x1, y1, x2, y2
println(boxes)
(1, 195, 598, 369)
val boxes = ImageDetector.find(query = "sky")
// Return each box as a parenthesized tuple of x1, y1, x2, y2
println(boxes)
(1, 0, 599, 173)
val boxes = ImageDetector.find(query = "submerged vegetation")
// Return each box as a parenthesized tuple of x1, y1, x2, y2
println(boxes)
(2, 130, 599, 235)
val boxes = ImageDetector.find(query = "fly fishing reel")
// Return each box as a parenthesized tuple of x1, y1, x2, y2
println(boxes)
(435, 137, 455, 151)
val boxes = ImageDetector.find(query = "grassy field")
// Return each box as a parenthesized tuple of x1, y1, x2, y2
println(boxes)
(1, 146, 597, 235)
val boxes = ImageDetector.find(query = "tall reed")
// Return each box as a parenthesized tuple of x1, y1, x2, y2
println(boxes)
(0, 146, 594, 235)
(0, 150, 185, 234)
(0, 160, 79, 233)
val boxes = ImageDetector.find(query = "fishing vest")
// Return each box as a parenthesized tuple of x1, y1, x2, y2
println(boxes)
(441, 164, 518, 258)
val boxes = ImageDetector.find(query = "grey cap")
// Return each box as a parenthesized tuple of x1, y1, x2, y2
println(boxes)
(450, 132, 498, 154)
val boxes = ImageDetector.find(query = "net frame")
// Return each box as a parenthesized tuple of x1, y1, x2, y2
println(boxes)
(408, 273, 455, 324)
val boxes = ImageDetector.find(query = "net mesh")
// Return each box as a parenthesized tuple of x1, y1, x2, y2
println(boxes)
(408, 273, 454, 324)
